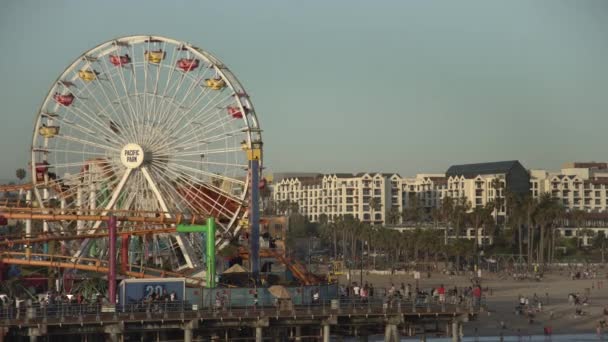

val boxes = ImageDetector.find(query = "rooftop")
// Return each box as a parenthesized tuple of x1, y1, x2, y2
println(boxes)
(446, 160, 523, 177)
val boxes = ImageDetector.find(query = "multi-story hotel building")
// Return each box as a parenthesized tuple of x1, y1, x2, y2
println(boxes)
(530, 162, 608, 212)
(272, 173, 400, 224)
(530, 162, 608, 246)
(272, 161, 530, 226)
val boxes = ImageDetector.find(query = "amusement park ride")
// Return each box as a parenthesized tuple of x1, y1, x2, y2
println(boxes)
(0, 35, 316, 294)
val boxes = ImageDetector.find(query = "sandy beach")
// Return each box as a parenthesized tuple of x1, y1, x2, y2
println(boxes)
(339, 269, 608, 338)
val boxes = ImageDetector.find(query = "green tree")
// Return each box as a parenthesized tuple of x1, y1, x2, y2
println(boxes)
(15, 168, 26, 183)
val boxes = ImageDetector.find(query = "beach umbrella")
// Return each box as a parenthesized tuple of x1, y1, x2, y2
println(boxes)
(268, 285, 291, 299)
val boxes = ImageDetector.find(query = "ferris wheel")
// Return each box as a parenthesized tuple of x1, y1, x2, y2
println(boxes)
(30, 35, 262, 270)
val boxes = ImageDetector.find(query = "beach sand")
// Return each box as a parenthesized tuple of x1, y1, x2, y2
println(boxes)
(338, 270, 608, 338)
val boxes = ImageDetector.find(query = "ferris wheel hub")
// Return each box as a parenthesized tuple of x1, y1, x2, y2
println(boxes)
(120, 143, 145, 169)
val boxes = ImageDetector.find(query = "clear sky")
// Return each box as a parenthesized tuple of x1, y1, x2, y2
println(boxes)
(0, 0, 607, 181)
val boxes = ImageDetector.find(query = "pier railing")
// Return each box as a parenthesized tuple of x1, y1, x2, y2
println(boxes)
(0, 296, 475, 326)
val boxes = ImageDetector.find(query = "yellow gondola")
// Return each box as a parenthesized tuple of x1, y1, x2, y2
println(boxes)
(205, 78, 226, 90)
(39, 125, 60, 138)
(78, 70, 98, 82)
(145, 50, 166, 64)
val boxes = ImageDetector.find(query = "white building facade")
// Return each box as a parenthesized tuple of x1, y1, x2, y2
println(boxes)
(273, 173, 400, 224)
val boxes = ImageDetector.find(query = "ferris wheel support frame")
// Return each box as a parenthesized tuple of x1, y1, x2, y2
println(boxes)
(248, 144, 262, 279)
(72, 168, 132, 261)
(142, 166, 197, 269)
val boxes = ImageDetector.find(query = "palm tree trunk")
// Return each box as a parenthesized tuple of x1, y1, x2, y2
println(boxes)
(333, 229, 337, 259)
(539, 225, 545, 265)
(518, 218, 523, 258)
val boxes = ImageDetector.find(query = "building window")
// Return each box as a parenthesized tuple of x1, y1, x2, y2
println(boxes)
(374, 213, 382, 221)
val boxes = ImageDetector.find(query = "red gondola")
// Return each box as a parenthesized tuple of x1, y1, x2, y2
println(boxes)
(35, 161, 49, 182)
(109, 54, 131, 66)
(227, 106, 243, 119)
(53, 93, 74, 106)
(177, 58, 199, 72)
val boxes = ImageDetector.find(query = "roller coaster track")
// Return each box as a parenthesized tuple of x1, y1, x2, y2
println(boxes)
(0, 207, 210, 225)
(0, 183, 33, 192)
(240, 248, 323, 285)
(0, 252, 205, 286)
(0, 225, 176, 247)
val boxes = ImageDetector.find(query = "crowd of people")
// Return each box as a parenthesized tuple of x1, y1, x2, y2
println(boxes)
(336, 280, 484, 310)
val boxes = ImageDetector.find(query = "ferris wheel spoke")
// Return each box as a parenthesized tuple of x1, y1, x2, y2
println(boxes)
(155, 165, 239, 220)
(40, 148, 112, 157)
(149, 92, 234, 153)
(167, 127, 246, 155)
(153, 160, 244, 201)
(71, 70, 130, 144)
(155, 61, 208, 127)
(72, 167, 132, 259)
(158, 166, 245, 211)
(45, 115, 118, 149)
(169, 146, 244, 157)
(100, 59, 142, 145)
(154, 156, 247, 170)
(159, 80, 230, 135)
(109, 42, 139, 118)
(157, 63, 210, 127)
(53, 134, 120, 152)
(161, 161, 244, 186)
(171, 89, 234, 134)
(141, 166, 197, 268)
(147, 167, 188, 212)
(55, 94, 125, 145)
(96, 59, 141, 144)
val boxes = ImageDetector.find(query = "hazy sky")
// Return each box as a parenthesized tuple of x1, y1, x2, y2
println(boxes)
(0, 0, 607, 181)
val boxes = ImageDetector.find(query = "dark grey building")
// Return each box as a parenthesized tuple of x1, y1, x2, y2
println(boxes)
(446, 160, 530, 196)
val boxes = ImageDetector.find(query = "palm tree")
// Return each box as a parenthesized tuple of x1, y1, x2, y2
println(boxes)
(451, 196, 471, 240)
(490, 178, 505, 226)
(570, 209, 586, 248)
(533, 193, 561, 265)
(593, 231, 607, 263)
(403, 195, 423, 227)
(505, 191, 524, 258)
(288, 201, 300, 216)
(15, 168, 26, 184)
(469, 203, 495, 256)
(368, 197, 382, 212)
(440, 197, 455, 244)
(386, 207, 401, 225)
(277, 200, 290, 216)
(521, 195, 537, 267)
